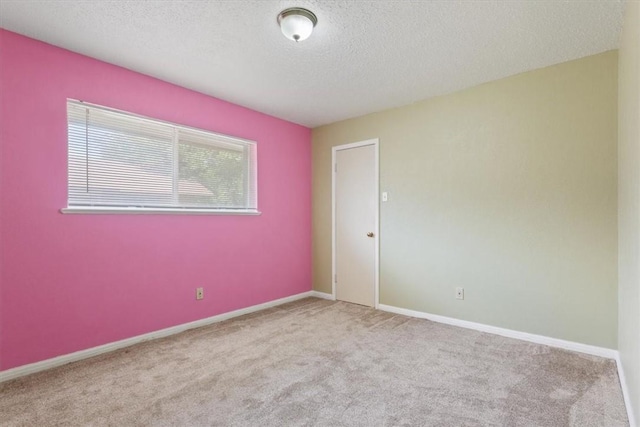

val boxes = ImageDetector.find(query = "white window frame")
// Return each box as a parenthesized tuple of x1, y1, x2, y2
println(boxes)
(61, 100, 260, 215)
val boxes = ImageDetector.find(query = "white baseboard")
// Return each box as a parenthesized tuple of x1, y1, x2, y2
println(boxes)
(616, 353, 638, 427)
(377, 304, 618, 359)
(309, 290, 335, 300)
(0, 290, 315, 383)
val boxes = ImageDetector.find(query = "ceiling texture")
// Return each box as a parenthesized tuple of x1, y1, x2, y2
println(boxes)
(0, 0, 627, 128)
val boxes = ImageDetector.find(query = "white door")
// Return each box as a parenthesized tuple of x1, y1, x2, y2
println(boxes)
(334, 142, 377, 307)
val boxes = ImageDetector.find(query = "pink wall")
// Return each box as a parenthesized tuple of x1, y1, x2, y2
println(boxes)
(0, 30, 312, 371)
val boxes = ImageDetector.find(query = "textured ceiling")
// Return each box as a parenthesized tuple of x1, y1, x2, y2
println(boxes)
(0, 1, 626, 127)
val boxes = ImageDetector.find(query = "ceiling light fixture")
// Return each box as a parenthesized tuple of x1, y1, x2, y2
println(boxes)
(277, 7, 317, 42)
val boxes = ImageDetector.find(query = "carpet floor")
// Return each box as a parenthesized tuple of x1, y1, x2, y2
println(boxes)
(0, 298, 629, 426)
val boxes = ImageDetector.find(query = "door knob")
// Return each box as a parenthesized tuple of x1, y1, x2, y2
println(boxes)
(367, 232, 375, 237)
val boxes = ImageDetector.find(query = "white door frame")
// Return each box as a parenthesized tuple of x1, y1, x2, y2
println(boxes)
(332, 138, 380, 308)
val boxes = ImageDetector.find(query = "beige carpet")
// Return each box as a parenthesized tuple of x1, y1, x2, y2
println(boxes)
(0, 298, 629, 426)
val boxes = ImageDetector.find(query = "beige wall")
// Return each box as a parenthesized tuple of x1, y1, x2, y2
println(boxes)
(313, 51, 618, 349)
(618, 1, 640, 422)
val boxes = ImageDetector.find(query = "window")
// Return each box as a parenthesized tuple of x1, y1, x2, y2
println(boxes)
(63, 100, 258, 214)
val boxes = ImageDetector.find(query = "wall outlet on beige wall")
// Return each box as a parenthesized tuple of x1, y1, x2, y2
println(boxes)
(455, 287, 464, 300)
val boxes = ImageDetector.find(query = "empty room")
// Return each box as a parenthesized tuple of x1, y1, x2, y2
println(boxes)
(0, 1, 639, 426)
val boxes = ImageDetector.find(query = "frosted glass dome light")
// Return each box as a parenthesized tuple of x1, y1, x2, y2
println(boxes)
(277, 8, 317, 42)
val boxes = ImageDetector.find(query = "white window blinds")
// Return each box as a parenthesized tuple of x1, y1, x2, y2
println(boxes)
(67, 100, 258, 213)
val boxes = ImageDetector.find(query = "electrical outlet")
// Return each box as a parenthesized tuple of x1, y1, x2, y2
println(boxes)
(196, 287, 204, 300)
(455, 287, 464, 300)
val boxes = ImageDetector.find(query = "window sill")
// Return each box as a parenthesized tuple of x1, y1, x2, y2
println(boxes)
(60, 207, 262, 216)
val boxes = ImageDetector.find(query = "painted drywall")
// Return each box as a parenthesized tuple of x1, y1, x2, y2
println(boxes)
(0, 30, 312, 371)
(618, 1, 640, 422)
(313, 51, 618, 349)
